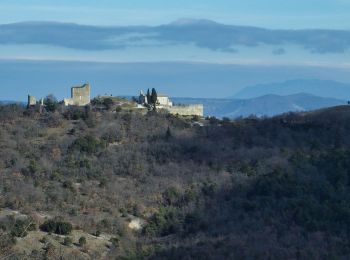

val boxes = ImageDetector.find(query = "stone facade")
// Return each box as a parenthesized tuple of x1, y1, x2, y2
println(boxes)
(138, 91, 173, 107)
(27, 95, 36, 107)
(157, 95, 173, 107)
(165, 104, 204, 117)
(64, 83, 91, 106)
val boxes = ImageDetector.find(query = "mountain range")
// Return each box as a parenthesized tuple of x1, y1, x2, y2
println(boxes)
(174, 92, 346, 118)
(233, 79, 350, 100)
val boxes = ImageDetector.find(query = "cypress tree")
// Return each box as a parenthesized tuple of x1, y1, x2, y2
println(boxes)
(146, 89, 151, 104)
(151, 88, 158, 111)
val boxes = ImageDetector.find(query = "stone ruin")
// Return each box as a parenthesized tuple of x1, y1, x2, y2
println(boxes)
(27, 83, 91, 109)
(64, 83, 91, 106)
(27, 95, 37, 107)
(27, 95, 44, 108)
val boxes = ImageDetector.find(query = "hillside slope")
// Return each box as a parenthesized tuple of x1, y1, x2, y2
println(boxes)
(1, 102, 350, 259)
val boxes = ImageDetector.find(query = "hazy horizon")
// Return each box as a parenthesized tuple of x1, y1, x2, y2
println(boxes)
(2, 60, 350, 102)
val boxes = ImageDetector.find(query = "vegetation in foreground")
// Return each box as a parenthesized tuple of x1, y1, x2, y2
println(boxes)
(1, 99, 350, 259)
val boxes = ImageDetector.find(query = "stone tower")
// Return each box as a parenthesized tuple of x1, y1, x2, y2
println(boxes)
(64, 83, 91, 106)
(27, 95, 36, 107)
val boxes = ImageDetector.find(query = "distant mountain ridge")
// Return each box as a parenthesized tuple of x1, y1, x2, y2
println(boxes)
(233, 79, 350, 100)
(169, 19, 219, 26)
(173, 92, 345, 118)
(0, 100, 25, 105)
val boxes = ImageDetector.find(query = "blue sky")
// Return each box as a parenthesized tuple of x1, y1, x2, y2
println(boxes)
(1, 0, 350, 29)
(1, 0, 350, 99)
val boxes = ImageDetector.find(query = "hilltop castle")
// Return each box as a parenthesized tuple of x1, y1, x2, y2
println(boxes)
(138, 90, 204, 117)
(27, 84, 204, 117)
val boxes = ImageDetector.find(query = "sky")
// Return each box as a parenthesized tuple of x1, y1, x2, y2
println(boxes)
(0, 0, 350, 99)
(1, 0, 350, 29)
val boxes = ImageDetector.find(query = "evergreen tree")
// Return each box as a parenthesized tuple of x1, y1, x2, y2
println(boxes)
(151, 88, 158, 111)
(146, 89, 151, 104)
(44, 94, 58, 112)
(103, 98, 114, 110)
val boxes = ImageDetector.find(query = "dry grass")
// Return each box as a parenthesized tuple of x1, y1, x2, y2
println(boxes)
(14, 229, 113, 259)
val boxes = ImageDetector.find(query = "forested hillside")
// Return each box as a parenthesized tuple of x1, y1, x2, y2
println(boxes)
(1, 101, 350, 259)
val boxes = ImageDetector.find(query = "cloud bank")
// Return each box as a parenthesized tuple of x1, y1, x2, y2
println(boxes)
(1, 19, 350, 54)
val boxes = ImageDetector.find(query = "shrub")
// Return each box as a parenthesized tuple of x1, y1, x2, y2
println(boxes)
(143, 207, 182, 237)
(28, 160, 39, 174)
(42, 113, 62, 127)
(40, 236, 49, 244)
(103, 98, 114, 110)
(208, 116, 220, 125)
(110, 237, 119, 247)
(62, 180, 75, 192)
(201, 181, 217, 196)
(63, 107, 87, 120)
(165, 127, 172, 140)
(162, 187, 182, 206)
(71, 135, 105, 154)
(63, 236, 73, 246)
(0, 234, 16, 252)
(79, 236, 87, 247)
(11, 219, 36, 238)
(40, 220, 73, 235)
(183, 213, 207, 234)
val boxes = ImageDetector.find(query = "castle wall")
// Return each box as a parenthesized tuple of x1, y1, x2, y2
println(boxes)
(157, 96, 173, 107)
(64, 84, 91, 106)
(28, 95, 36, 107)
(165, 104, 204, 117)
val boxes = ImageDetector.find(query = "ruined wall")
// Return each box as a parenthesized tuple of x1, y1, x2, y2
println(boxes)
(28, 95, 36, 107)
(64, 84, 91, 106)
(157, 96, 173, 107)
(165, 104, 204, 117)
